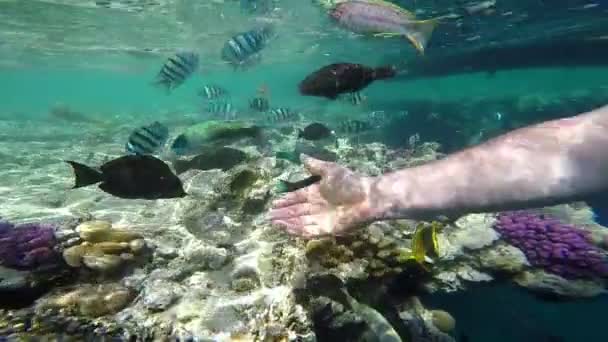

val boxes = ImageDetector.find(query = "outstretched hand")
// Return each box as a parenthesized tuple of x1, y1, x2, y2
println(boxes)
(269, 155, 376, 238)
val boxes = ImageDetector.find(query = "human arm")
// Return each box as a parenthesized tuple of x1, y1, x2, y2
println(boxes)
(270, 105, 608, 237)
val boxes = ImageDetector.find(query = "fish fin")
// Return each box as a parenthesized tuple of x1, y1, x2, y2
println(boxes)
(172, 159, 189, 175)
(364, 0, 416, 18)
(373, 32, 402, 38)
(405, 18, 440, 54)
(65, 160, 104, 188)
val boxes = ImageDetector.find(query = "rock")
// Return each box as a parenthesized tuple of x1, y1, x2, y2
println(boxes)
(431, 310, 456, 333)
(514, 270, 606, 298)
(142, 280, 180, 312)
(185, 245, 229, 271)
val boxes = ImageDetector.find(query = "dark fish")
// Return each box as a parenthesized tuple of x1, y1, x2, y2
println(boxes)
(338, 92, 366, 105)
(66, 155, 186, 199)
(154, 51, 199, 91)
(276, 175, 321, 193)
(266, 107, 298, 123)
(299, 63, 396, 99)
(298, 123, 334, 141)
(221, 25, 275, 67)
(205, 100, 237, 120)
(125, 121, 169, 155)
(337, 119, 375, 134)
(172, 147, 248, 174)
(249, 97, 270, 112)
(198, 85, 228, 100)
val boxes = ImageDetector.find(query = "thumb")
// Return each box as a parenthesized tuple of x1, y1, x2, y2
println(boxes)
(301, 154, 333, 177)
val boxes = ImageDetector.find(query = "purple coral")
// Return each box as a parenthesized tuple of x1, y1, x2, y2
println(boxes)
(493, 211, 608, 279)
(0, 219, 59, 270)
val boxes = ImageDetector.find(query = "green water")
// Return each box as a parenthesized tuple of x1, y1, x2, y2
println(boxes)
(2, 0, 608, 341)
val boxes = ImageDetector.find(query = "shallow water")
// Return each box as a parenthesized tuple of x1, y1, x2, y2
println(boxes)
(1, 0, 608, 341)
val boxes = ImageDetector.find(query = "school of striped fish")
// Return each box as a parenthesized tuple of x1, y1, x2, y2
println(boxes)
(121, 0, 434, 166)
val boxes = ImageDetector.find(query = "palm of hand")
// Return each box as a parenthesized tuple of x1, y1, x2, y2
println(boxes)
(269, 156, 372, 238)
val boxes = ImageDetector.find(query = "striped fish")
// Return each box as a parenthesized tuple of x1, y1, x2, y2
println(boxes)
(338, 92, 366, 105)
(198, 85, 228, 100)
(154, 51, 199, 91)
(249, 97, 270, 112)
(125, 121, 169, 155)
(266, 108, 299, 123)
(337, 119, 374, 134)
(221, 25, 275, 67)
(205, 100, 238, 120)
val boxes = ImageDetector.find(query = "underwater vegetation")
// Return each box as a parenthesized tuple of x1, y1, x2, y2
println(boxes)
(494, 211, 608, 280)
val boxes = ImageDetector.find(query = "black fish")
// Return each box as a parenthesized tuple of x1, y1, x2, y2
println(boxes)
(125, 121, 169, 155)
(276, 175, 321, 193)
(154, 51, 199, 91)
(249, 97, 270, 112)
(172, 147, 248, 174)
(299, 63, 395, 99)
(298, 123, 334, 141)
(66, 155, 186, 199)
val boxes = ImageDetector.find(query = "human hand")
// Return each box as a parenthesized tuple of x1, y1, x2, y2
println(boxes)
(269, 155, 377, 238)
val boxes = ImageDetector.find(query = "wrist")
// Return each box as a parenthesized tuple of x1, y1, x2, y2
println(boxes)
(365, 170, 419, 221)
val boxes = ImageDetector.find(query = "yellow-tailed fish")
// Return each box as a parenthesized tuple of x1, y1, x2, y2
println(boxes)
(329, 0, 440, 54)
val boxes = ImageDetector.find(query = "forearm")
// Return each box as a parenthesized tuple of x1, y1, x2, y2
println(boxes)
(372, 105, 608, 220)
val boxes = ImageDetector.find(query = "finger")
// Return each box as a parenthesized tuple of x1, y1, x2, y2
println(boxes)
(268, 203, 322, 220)
(271, 183, 321, 208)
(301, 154, 334, 177)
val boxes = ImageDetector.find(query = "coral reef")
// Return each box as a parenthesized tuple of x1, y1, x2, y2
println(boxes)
(0, 219, 60, 270)
(62, 220, 147, 273)
(494, 211, 608, 279)
(39, 283, 135, 318)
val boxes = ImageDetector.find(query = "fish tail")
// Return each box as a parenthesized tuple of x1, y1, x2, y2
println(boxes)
(172, 159, 190, 175)
(65, 161, 103, 188)
(275, 180, 293, 193)
(405, 17, 440, 54)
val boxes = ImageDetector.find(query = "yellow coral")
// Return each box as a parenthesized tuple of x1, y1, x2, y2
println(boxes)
(63, 220, 145, 272)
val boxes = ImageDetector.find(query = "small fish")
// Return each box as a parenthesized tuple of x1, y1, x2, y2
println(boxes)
(65, 155, 186, 199)
(198, 85, 228, 100)
(125, 121, 169, 155)
(154, 51, 199, 91)
(337, 119, 374, 134)
(205, 100, 237, 120)
(266, 108, 299, 123)
(172, 147, 248, 174)
(329, 0, 440, 54)
(408, 133, 420, 148)
(221, 25, 275, 67)
(249, 97, 270, 112)
(276, 175, 322, 193)
(409, 221, 440, 265)
(298, 122, 335, 141)
(299, 63, 395, 99)
(338, 92, 366, 105)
